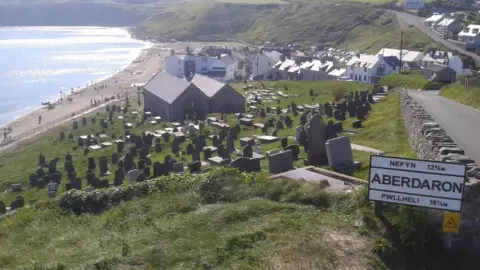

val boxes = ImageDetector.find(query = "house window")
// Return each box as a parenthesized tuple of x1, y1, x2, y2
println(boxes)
(178, 60, 181, 64)
(364, 67, 367, 72)
(393, 66, 396, 71)
(202, 67, 207, 71)
(364, 76, 366, 81)
(355, 74, 357, 80)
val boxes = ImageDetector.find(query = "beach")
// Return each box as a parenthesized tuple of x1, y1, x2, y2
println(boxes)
(0, 41, 243, 148)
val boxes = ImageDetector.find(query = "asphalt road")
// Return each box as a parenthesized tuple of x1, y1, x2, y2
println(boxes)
(393, 11, 480, 66)
(408, 90, 480, 164)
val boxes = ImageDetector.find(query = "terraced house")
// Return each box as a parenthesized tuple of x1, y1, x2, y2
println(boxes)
(346, 54, 400, 84)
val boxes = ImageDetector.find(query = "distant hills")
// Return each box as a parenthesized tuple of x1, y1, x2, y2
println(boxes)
(0, 0, 443, 53)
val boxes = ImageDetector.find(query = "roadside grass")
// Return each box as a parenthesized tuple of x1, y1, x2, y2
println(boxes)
(0, 171, 378, 269)
(379, 72, 429, 90)
(440, 82, 480, 111)
(0, 80, 414, 207)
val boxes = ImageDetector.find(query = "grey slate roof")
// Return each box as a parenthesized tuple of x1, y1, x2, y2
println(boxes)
(425, 64, 453, 73)
(191, 73, 225, 97)
(383, 56, 401, 67)
(143, 72, 192, 104)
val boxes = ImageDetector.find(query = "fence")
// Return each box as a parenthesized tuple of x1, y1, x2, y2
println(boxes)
(0, 90, 138, 150)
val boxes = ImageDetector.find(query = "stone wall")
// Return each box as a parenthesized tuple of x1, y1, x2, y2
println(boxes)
(399, 89, 480, 249)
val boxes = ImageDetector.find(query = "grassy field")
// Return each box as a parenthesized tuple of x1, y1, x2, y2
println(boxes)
(0, 81, 415, 206)
(379, 71, 429, 90)
(139, 1, 443, 53)
(440, 82, 480, 110)
(1, 81, 479, 269)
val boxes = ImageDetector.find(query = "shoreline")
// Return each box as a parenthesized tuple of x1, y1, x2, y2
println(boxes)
(0, 43, 166, 141)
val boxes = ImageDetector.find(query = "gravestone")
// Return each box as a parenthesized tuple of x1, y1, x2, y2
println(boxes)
(271, 129, 278, 137)
(275, 120, 284, 130)
(284, 144, 300, 160)
(38, 154, 46, 166)
(325, 136, 355, 170)
(186, 143, 194, 155)
(284, 116, 293, 129)
(72, 121, 78, 130)
(50, 172, 61, 184)
(37, 168, 45, 178)
(48, 159, 57, 174)
(64, 161, 75, 174)
(11, 184, 22, 192)
(48, 182, 59, 198)
(268, 150, 293, 174)
(261, 124, 268, 135)
(295, 126, 302, 144)
(212, 135, 220, 147)
(29, 174, 38, 187)
(203, 148, 212, 160)
(162, 132, 170, 143)
(82, 117, 87, 126)
(192, 151, 200, 162)
(138, 159, 146, 170)
(333, 122, 343, 133)
(326, 121, 337, 140)
(243, 144, 253, 158)
(188, 161, 201, 174)
(10, 196, 24, 211)
(111, 153, 119, 164)
(307, 114, 327, 166)
(127, 169, 140, 184)
(171, 139, 180, 154)
(143, 167, 150, 178)
(280, 137, 288, 148)
(36, 179, 46, 189)
(173, 163, 184, 173)
(226, 136, 235, 153)
(153, 162, 162, 177)
(136, 173, 147, 182)
(59, 131, 65, 141)
(99, 157, 110, 176)
(88, 157, 96, 170)
(155, 142, 162, 153)
(353, 120, 362, 129)
(0, 202, 6, 214)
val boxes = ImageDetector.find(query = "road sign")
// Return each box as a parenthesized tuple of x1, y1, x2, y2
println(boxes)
(443, 212, 460, 233)
(368, 155, 466, 212)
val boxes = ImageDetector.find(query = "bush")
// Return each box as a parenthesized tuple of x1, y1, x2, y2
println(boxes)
(332, 86, 348, 101)
(379, 73, 428, 89)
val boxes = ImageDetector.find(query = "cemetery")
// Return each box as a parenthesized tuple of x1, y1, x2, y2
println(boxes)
(0, 81, 408, 209)
(2, 80, 474, 269)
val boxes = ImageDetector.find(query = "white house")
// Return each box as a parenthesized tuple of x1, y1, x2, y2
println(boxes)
(163, 53, 230, 82)
(421, 51, 471, 76)
(299, 60, 335, 80)
(252, 53, 275, 79)
(346, 54, 400, 84)
(377, 48, 424, 71)
(273, 59, 296, 80)
(424, 14, 445, 28)
(404, 0, 425, 10)
(328, 68, 346, 80)
(458, 24, 480, 51)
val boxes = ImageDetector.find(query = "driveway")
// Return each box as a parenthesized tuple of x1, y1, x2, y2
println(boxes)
(408, 90, 480, 164)
(393, 11, 480, 66)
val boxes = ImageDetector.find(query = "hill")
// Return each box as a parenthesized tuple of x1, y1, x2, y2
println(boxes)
(139, 1, 443, 53)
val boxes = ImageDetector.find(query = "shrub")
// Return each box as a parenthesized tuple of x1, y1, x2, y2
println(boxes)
(332, 86, 347, 101)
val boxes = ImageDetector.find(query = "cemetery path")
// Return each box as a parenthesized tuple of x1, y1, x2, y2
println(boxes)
(408, 90, 480, 164)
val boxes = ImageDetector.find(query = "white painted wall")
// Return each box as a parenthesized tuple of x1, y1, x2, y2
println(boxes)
(164, 55, 183, 76)
(252, 54, 274, 78)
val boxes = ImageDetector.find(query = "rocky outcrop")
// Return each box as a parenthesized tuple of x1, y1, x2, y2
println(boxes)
(400, 89, 480, 249)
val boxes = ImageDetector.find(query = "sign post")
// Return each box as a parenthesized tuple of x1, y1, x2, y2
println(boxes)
(368, 155, 467, 249)
(368, 156, 466, 212)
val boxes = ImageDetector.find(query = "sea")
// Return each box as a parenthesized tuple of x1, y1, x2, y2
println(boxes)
(0, 26, 151, 126)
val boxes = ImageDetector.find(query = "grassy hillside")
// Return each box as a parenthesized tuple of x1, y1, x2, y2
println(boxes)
(139, 1, 444, 53)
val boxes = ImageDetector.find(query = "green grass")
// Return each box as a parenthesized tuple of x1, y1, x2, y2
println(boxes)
(379, 72, 429, 90)
(440, 82, 480, 110)
(0, 80, 416, 207)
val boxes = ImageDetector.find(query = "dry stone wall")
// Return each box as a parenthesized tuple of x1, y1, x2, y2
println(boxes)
(399, 89, 480, 249)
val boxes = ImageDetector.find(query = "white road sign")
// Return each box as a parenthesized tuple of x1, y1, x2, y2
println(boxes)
(368, 155, 466, 212)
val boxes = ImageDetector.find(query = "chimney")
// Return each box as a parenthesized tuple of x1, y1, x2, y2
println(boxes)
(377, 53, 383, 60)
(280, 55, 286, 62)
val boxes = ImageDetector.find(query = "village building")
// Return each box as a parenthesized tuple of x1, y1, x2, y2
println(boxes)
(434, 18, 463, 39)
(458, 24, 480, 52)
(404, 0, 425, 10)
(143, 72, 245, 121)
(376, 48, 424, 71)
(424, 14, 445, 28)
(252, 53, 276, 80)
(423, 65, 457, 83)
(346, 54, 400, 84)
(420, 51, 471, 76)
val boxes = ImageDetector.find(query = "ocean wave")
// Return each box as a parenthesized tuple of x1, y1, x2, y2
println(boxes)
(4, 68, 105, 78)
(0, 36, 141, 47)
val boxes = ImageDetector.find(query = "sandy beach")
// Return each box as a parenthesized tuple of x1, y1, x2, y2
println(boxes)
(0, 41, 244, 148)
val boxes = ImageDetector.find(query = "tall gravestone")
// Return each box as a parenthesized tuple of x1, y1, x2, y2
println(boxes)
(307, 114, 327, 166)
